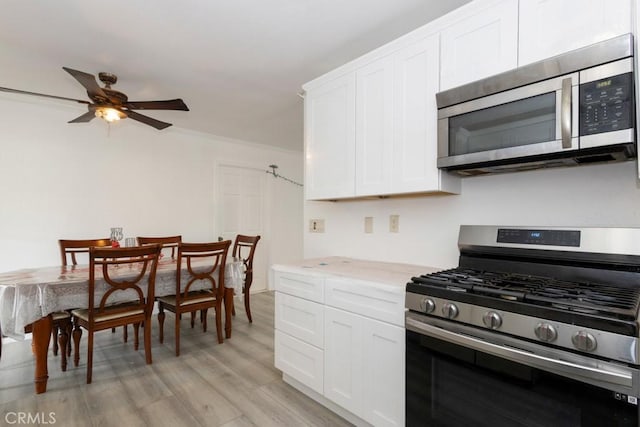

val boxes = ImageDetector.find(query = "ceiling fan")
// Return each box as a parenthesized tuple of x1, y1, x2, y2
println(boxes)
(0, 67, 189, 130)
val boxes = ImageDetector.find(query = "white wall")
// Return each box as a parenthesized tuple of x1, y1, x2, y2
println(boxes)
(304, 161, 640, 269)
(0, 96, 304, 274)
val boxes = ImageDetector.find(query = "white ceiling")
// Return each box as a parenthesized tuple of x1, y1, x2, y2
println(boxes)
(0, 0, 470, 151)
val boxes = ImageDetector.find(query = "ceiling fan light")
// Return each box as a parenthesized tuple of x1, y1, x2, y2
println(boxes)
(95, 107, 126, 122)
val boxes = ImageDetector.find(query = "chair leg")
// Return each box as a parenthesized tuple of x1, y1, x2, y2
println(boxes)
(175, 314, 181, 357)
(190, 311, 195, 329)
(86, 330, 94, 384)
(66, 321, 72, 357)
(158, 305, 165, 343)
(51, 325, 59, 356)
(202, 309, 208, 332)
(58, 319, 70, 372)
(215, 306, 223, 344)
(72, 322, 82, 367)
(244, 288, 253, 323)
(133, 323, 140, 351)
(111, 327, 116, 334)
(144, 316, 152, 364)
(123, 325, 128, 343)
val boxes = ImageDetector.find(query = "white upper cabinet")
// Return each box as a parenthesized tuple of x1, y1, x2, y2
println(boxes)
(304, 74, 356, 200)
(440, 0, 518, 90)
(355, 55, 395, 196)
(306, 33, 460, 200)
(519, 0, 632, 66)
(392, 34, 444, 194)
(355, 35, 458, 197)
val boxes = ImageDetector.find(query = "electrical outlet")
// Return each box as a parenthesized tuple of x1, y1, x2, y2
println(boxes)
(364, 217, 373, 233)
(389, 215, 399, 233)
(309, 219, 325, 233)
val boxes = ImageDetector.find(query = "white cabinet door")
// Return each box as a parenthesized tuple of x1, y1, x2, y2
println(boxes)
(275, 330, 324, 394)
(519, 0, 632, 66)
(325, 277, 406, 327)
(274, 270, 324, 303)
(355, 55, 394, 196)
(440, 0, 518, 90)
(324, 306, 364, 417)
(392, 34, 442, 194)
(362, 319, 405, 427)
(304, 73, 356, 200)
(275, 292, 324, 348)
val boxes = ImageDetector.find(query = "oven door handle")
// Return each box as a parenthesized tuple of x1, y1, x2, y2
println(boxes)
(406, 317, 634, 388)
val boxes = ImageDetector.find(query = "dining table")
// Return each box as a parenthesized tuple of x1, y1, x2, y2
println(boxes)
(0, 256, 243, 394)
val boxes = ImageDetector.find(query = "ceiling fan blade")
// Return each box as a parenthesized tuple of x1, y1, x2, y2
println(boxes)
(0, 86, 91, 104)
(124, 99, 189, 111)
(125, 110, 172, 130)
(62, 67, 108, 99)
(68, 111, 96, 123)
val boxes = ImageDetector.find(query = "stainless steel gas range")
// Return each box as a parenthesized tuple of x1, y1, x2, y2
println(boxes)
(405, 225, 640, 427)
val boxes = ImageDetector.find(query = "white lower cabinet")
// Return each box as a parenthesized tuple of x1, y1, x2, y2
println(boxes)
(274, 329, 324, 394)
(361, 317, 405, 427)
(324, 306, 364, 415)
(325, 306, 405, 427)
(275, 269, 405, 426)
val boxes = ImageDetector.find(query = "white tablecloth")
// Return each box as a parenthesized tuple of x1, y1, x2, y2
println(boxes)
(0, 258, 244, 338)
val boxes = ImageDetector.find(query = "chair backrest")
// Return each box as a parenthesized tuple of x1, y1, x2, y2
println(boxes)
(88, 244, 161, 319)
(59, 238, 112, 266)
(176, 241, 231, 304)
(232, 235, 261, 285)
(137, 235, 182, 259)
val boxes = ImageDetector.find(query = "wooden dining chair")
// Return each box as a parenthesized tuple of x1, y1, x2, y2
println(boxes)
(71, 244, 161, 384)
(231, 234, 261, 323)
(137, 235, 182, 259)
(157, 240, 231, 356)
(59, 238, 112, 266)
(49, 238, 111, 370)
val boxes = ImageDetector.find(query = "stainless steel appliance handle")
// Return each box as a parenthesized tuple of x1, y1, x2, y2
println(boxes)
(561, 77, 572, 148)
(406, 317, 633, 388)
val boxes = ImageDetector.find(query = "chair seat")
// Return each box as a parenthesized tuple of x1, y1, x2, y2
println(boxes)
(157, 291, 216, 308)
(72, 307, 144, 323)
(52, 311, 71, 321)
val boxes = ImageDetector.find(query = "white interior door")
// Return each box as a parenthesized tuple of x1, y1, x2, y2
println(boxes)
(217, 165, 267, 293)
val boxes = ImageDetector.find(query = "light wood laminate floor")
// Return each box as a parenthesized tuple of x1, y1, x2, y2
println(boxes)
(0, 292, 352, 427)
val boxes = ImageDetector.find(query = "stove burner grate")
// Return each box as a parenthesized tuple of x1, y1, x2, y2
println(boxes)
(411, 268, 640, 321)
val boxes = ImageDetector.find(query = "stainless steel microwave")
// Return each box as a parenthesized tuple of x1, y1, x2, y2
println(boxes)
(436, 34, 636, 176)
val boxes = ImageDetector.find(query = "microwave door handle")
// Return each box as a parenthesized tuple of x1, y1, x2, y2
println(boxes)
(561, 77, 572, 149)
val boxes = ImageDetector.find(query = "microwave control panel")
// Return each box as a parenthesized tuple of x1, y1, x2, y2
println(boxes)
(579, 72, 634, 136)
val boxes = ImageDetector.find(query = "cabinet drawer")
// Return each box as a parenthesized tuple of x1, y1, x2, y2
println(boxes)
(325, 277, 405, 326)
(275, 330, 324, 394)
(274, 271, 324, 303)
(275, 292, 324, 348)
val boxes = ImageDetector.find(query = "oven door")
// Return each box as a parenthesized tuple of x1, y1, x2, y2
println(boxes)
(437, 72, 579, 169)
(406, 313, 639, 427)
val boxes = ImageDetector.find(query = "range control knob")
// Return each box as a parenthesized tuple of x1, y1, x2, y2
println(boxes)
(482, 311, 502, 329)
(441, 302, 459, 319)
(572, 331, 597, 352)
(534, 322, 558, 343)
(420, 297, 436, 314)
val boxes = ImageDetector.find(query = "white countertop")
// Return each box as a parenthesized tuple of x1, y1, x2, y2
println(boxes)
(271, 256, 441, 288)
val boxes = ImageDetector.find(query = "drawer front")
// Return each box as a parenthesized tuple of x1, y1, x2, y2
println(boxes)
(325, 277, 405, 326)
(275, 330, 324, 394)
(275, 292, 324, 348)
(274, 271, 324, 303)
